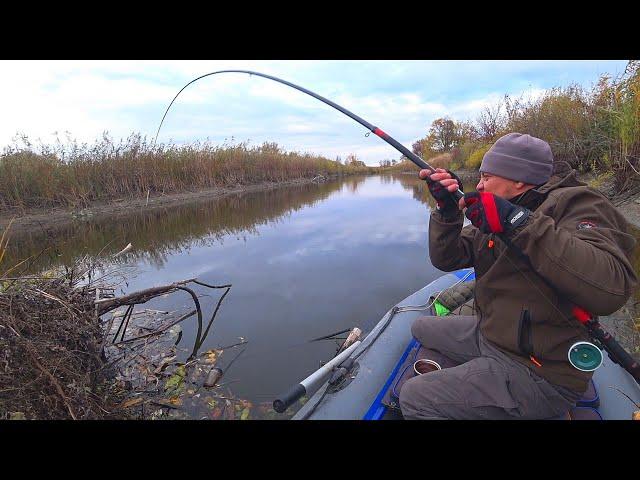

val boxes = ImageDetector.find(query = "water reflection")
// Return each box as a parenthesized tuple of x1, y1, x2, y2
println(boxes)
(6, 177, 361, 271)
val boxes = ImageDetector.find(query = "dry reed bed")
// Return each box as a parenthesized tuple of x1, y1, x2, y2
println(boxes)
(0, 138, 371, 211)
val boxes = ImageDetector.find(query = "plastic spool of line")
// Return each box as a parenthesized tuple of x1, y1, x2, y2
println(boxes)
(568, 341, 604, 372)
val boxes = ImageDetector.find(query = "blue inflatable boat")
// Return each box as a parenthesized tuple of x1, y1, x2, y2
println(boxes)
(290, 269, 640, 420)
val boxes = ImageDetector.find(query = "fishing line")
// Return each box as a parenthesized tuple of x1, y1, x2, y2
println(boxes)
(493, 235, 580, 329)
(394, 269, 475, 313)
(153, 70, 463, 200)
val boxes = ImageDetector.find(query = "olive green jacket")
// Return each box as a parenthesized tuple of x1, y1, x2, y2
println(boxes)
(429, 170, 638, 393)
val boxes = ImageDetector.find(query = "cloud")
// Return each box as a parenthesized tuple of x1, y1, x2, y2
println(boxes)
(0, 60, 628, 164)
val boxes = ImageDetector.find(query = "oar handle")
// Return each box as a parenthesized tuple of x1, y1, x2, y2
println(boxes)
(273, 384, 306, 413)
(273, 341, 361, 414)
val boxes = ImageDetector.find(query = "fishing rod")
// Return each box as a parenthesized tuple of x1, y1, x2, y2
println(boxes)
(572, 306, 640, 383)
(156, 70, 639, 400)
(153, 69, 464, 202)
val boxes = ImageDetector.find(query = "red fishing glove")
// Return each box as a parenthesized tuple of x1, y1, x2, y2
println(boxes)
(427, 170, 464, 219)
(463, 192, 531, 234)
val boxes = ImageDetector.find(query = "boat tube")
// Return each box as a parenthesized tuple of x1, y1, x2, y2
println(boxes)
(292, 268, 640, 420)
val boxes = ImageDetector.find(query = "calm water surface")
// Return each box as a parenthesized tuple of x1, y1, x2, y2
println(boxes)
(11, 174, 478, 416)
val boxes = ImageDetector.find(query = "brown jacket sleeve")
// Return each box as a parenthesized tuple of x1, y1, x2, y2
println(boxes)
(510, 187, 638, 315)
(429, 210, 476, 271)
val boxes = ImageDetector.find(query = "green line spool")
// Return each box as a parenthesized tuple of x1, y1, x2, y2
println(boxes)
(568, 341, 603, 372)
(433, 300, 451, 317)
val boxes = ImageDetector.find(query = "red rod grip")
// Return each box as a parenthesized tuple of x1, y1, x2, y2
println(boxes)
(572, 306, 592, 325)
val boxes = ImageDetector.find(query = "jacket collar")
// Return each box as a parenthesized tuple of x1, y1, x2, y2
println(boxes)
(509, 169, 586, 211)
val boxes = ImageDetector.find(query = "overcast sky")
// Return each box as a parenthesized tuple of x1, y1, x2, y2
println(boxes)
(0, 60, 629, 165)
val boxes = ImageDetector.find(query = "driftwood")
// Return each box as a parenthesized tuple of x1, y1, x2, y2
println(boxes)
(204, 367, 223, 388)
(97, 279, 233, 362)
(24, 340, 77, 420)
(0, 243, 241, 419)
(95, 279, 197, 313)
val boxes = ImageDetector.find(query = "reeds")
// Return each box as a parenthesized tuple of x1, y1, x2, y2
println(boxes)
(0, 135, 371, 211)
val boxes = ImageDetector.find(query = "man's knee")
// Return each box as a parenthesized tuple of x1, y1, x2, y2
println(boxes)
(410, 315, 438, 344)
(399, 375, 443, 420)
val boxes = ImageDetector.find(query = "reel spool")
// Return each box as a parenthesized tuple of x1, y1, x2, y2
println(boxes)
(568, 341, 603, 372)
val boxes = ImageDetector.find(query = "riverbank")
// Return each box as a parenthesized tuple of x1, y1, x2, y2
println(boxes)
(0, 261, 130, 419)
(0, 176, 336, 236)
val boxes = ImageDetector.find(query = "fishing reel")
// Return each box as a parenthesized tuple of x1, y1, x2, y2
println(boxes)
(568, 341, 603, 372)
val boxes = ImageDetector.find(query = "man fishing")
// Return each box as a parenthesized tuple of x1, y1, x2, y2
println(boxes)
(399, 132, 638, 420)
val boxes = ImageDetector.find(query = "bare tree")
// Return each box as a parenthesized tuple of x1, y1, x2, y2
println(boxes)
(476, 103, 505, 141)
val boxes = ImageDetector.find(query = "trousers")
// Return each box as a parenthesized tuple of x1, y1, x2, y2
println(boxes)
(399, 314, 581, 420)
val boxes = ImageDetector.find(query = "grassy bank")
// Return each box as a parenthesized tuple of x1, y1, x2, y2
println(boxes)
(0, 136, 372, 211)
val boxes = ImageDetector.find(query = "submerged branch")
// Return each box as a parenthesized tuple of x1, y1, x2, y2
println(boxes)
(116, 309, 197, 345)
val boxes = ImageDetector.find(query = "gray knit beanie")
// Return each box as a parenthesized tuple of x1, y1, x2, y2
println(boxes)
(479, 133, 553, 185)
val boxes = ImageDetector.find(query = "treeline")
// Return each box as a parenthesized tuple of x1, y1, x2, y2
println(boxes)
(407, 60, 640, 190)
(0, 136, 373, 210)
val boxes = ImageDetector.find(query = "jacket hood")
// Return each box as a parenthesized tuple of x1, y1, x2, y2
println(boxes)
(537, 168, 586, 194)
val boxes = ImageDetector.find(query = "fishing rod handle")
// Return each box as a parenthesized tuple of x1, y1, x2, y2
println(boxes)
(273, 384, 306, 413)
(588, 320, 640, 385)
(421, 171, 465, 202)
(451, 188, 465, 201)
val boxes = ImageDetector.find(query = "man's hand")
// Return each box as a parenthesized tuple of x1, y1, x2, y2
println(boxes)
(419, 168, 463, 218)
(461, 192, 531, 234)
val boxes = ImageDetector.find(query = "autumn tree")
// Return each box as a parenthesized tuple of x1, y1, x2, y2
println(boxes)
(412, 137, 436, 158)
(428, 117, 459, 152)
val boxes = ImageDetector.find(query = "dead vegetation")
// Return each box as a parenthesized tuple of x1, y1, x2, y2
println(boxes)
(0, 228, 302, 420)
(0, 254, 132, 419)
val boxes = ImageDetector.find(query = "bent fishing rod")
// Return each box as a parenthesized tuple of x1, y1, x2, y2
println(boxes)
(153, 69, 464, 202)
(155, 70, 639, 390)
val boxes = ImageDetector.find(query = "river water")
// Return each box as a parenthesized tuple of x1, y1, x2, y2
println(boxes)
(10, 173, 479, 417)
